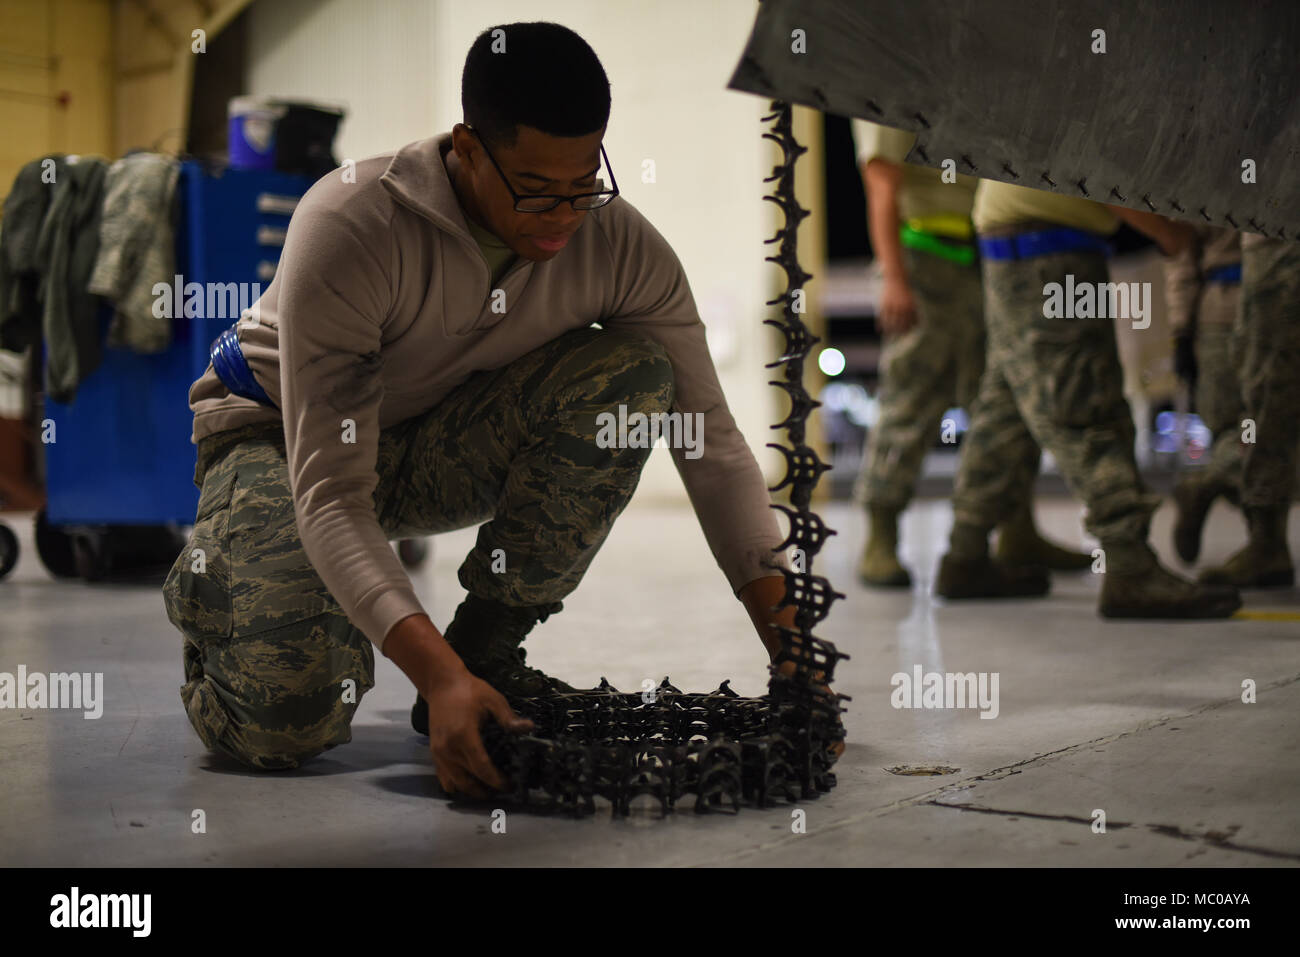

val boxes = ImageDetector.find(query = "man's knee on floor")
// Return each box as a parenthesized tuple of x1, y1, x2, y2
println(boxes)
(227, 719, 352, 772)
(182, 673, 360, 771)
(176, 614, 374, 771)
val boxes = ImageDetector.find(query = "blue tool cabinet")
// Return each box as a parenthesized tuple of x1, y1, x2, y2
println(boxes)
(34, 162, 313, 578)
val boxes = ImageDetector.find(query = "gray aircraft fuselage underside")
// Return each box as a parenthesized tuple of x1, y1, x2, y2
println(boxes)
(728, 0, 1299, 238)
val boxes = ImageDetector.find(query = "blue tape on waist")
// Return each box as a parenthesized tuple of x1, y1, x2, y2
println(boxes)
(978, 227, 1114, 262)
(1205, 262, 1242, 284)
(211, 324, 275, 408)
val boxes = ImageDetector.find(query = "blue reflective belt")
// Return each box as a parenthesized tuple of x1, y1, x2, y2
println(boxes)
(210, 324, 276, 408)
(977, 228, 1114, 262)
(1205, 263, 1242, 284)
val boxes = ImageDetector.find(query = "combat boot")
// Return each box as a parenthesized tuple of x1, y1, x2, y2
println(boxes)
(935, 553, 1050, 599)
(1098, 540, 1241, 618)
(1171, 474, 1231, 564)
(995, 502, 1093, 571)
(857, 506, 911, 588)
(936, 522, 1050, 598)
(1198, 506, 1294, 588)
(411, 593, 577, 736)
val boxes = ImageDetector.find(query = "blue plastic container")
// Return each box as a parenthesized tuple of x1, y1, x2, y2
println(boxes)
(227, 97, 285, 171)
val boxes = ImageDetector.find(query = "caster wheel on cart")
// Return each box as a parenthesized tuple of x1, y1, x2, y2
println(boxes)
(0, 523, 17, 580)
(397, 538, 428, 569)
(34, 508, 79, 579)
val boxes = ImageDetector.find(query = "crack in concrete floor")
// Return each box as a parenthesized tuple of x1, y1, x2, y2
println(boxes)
(925, 804, 1300, 862)
(705, 671, 1300, 866)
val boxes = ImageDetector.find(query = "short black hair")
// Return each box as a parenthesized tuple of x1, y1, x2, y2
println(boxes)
(462, 21, 611, 151)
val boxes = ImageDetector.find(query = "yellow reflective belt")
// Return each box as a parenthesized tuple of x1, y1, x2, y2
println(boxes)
(905, 213, 974, 242)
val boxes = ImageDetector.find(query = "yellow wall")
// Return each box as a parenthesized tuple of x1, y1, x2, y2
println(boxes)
(113, 0, 202, 156)
(0, 0, 113, 204)
(113, 0, 254, 157)
(0, 0, 253, 203)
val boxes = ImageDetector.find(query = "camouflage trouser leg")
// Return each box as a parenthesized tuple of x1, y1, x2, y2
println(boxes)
(1238, 239, 1300, 507)
(854, 247, 986, 511)
(1194, 290, 1244, 491)
(378, 325, 675, 605)
(953, 250, 1161, 542)
(162, 422, 375, 771)
(162, 325, 674, 770)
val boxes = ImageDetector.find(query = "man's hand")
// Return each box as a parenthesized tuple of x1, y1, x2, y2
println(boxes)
(739, 575, 847, 757)
(771, 654, 847, 759)
(424, 667, 533, 799)
(861, 157, 917, 337)
(739, 574, 797, 661)
(877, 273, 919, 335)
(383, 612, 533, 798)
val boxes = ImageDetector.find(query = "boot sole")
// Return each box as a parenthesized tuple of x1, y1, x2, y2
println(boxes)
(1199, 568, 1295, 589)
(1098, 593, 1242, 619)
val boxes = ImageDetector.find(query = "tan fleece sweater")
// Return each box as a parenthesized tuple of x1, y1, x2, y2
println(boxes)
(188, 133, 787, 652)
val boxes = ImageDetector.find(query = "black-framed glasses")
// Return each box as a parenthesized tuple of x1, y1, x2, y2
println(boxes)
(465, 124, 619, 212)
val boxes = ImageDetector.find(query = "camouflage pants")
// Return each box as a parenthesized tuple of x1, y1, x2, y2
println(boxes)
(854, 247, 988, 510)
(162, 325, 675, 770)
(1193, 286, 1244, 491)
(1238, 238, 1300, 507)
(953, 249, 1161, 543)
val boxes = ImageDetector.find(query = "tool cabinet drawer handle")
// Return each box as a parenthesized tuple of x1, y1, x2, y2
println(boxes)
(256, 225, 288, 247)
(256, 193, 300, 215)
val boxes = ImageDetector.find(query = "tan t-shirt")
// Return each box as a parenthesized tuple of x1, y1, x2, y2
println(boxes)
(974, 180, 1120, 236)
(186, 133, 788, 651)
(850, 119, 976, 220)
(465, 215, 517, 285)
